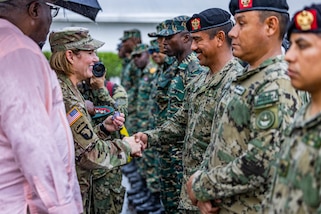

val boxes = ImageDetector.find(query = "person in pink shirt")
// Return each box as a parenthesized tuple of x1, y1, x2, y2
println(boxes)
(0, 0, 83, 213)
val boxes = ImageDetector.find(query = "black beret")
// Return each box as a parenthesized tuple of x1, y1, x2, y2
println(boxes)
(186, 8, 232, 33)
(229, 0, 289, 15)
(287, 4, 321, 38)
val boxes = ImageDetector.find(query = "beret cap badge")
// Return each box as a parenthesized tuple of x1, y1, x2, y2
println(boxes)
(239, 0, 252, 9)
(191, 18, 201, 31)
(295, 10, 316, 31)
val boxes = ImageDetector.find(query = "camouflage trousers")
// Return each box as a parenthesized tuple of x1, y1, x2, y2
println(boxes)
(160, 143, 183, 213)
(137, 147, 162, 193)
(82, 167, 125, 214)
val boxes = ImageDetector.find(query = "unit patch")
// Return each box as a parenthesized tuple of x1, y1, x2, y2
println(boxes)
(256, 110, 275, 130)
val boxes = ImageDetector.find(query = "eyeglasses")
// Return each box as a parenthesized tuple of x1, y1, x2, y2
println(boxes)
(26, 1, 60, 18)
(44, 2, 60, 18)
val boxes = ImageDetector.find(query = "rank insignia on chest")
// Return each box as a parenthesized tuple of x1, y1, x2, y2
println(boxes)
(234, 85, 246, 95)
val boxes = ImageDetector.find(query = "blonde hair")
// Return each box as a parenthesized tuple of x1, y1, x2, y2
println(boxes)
(49, 50, 79, 76)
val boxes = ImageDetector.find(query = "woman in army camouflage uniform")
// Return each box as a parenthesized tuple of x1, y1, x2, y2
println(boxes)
(48, 26, 143, 214)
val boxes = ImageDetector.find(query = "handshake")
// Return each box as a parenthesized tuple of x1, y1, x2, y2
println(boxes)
(123, 132, 149, 158)
(94, 108, 149, 158)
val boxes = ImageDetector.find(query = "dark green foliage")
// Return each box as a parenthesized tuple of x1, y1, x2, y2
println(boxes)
(43, 51, 122, 78)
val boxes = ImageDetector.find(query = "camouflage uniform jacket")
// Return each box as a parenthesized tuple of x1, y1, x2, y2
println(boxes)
(148, 65, 162, 130)
(57, 73, 131, 196)
(120, 57, 131, 87)
(153, 56, 176, 126)
(265, 103, 321, 213)
(192, 56, 304, 213)
(123, 60, 140, 134)
(77, 79, 128, 212)
(136, 61, 157, 132)
(145, 59, 242, 210)
(151, 52, 204, 128)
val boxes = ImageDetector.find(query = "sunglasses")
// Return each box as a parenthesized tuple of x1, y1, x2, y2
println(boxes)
(133, 53, 142, 58)
(148, 48, 160, 54)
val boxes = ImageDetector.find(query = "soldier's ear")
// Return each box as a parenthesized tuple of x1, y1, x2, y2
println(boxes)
(65, 50, 75, 64)
(182, 32, 191, 43)
(216, 31, 225, 47)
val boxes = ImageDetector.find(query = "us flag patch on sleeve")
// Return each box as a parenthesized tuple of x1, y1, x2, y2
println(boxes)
(67, 107, 83, 126)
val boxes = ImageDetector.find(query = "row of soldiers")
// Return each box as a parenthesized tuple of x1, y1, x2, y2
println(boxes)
(82, 0, 321, 213)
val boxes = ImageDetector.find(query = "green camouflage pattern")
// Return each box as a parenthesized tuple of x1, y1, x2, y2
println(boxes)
(192, 56, 304, 213)
(131, 43, 149, 56)
(148, 20, 168, 37)
(49, 27, 104, 53)
(57, 73, 131, 214)
(120, 57, 131, 88)
(264, 103, 321, 213)
(123, 60, 141, 135)
(119, 29, 141, 41)
(145, 51, 205, 212)
(90, 166, 125, 214)
(158, 15, 190, 36)
(149, 39, 159, 51)
(137, 56, 175, 195)
(146, 59, 242, 212)
(77, 80, 128, 214)
(135, 61, 157, 132)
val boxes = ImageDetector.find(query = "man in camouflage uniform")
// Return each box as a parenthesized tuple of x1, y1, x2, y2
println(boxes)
(119, 29, 142, 87)
(264, 3, 321, 213)
(131, 43, 157, 132)
(77, 72, 128, 214)
(135, 8, 243, 213)
(48, 27, 143, 214)
(186, 0, 305, 213)
(125, 26, 174, 214)
(120, 29, 142, 135)
(135, 15, 205, 213)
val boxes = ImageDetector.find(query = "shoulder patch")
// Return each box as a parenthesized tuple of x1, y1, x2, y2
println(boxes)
(67, 107, 83, 126)
(254, 90, 279, 108)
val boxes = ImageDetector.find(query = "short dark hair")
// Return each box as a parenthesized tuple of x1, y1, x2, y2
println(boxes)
(204, 22, 233, 45)
(258, 11, 289, 40)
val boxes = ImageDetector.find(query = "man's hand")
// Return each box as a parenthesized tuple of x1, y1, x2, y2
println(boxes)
(133, 132, 148, 150)
(197, 201, 220, 214)
(186, 171, 201, 205)
(123, 136, 143, 157)
(103, 113, 125, 132)
(90, 74, 106, 89)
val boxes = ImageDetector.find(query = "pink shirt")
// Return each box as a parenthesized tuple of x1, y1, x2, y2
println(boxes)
(0, 19, 83, 214)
